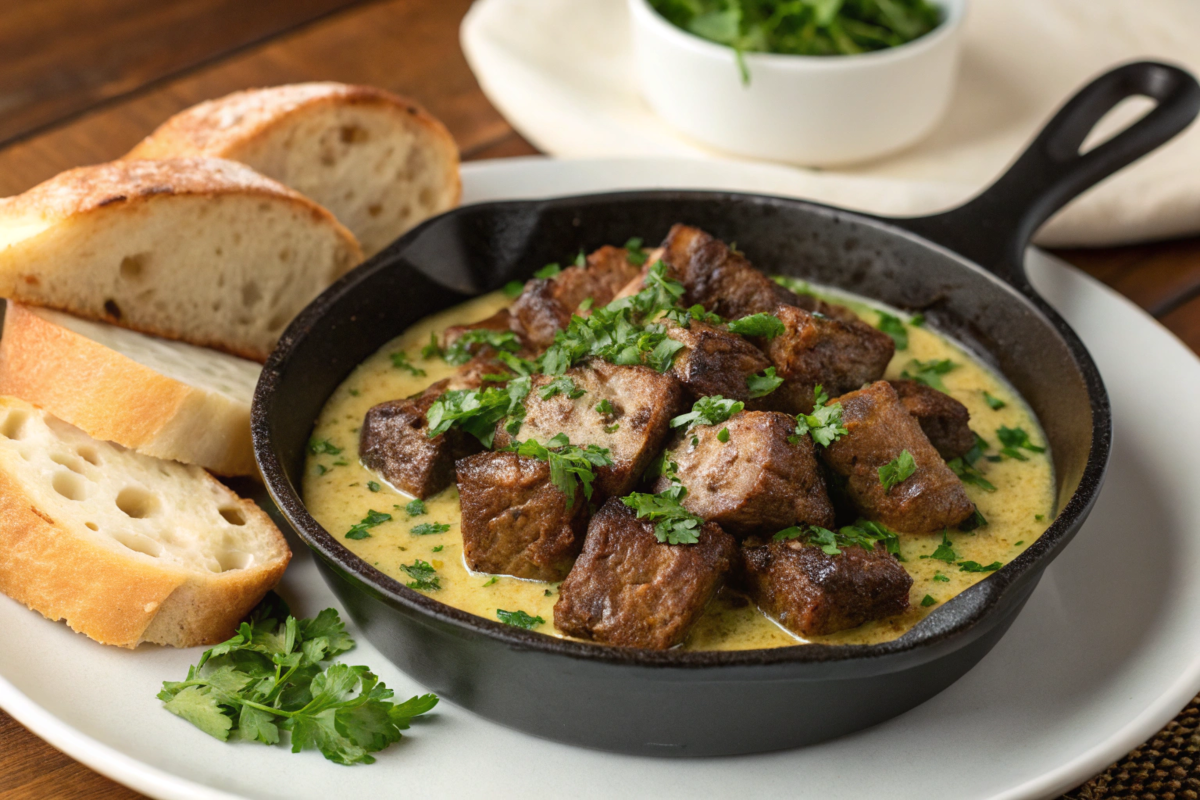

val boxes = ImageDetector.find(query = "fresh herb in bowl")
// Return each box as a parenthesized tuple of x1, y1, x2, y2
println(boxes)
(649, 0, 942, 81)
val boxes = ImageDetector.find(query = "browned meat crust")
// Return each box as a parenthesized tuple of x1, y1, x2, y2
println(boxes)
(554, 499, 736, 649)
(456, 451, 587, 581)
(663, 320, 774, 405)
(358, 379, 482, 499)
(741, 538, 912, 637)
(492, 360, 684, 500)
(888, 379, 975, 460)
(654, 411, 835, 536)
(761, 304, 895, 414)
(820, 381, 974, 532)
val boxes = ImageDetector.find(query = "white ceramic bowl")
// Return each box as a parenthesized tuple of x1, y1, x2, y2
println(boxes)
(628, 0, 966, 166)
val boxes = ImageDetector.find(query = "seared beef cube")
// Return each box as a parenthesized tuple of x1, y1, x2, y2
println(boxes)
(359, 379, 482, 499)
(493, 360, 684, 499)
(554, 499, 736, 649)
(443, 307, 516, 350)
(664, 320, 773, 405)
(511, 246, 642, 349)
(888, 379, 974, 460)
(761, 304, 894, 414)
(456, 451, 586, 580)
(820, 381, 973, 532)
(741, 538, 912, 637)
(654, 411, 834, 536)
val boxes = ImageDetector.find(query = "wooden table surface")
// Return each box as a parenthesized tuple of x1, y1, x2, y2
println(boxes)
(1, 1, 1198, 798)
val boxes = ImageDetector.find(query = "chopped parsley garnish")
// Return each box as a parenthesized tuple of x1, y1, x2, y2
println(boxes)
(921, 595, 937, 607)
(624, 236, 648, 266)
(426, 376, 532, 447)
(959, 507, 988, 532)
(746, 366, 783, 398)
(901, 358, 958, 392)
(983, 391, 1006, 410)
(496, 350, 540, 376)
(595, 398, 614, 415)
(308, 438, 342, 456)
(315, 464, 329, 476)
(503, 280, 525, 298)
(400, 560, 440, 591)
(717, 427, 730, 443)
(772, 275, 814, 295)
(622, 484, 704, 544)
(790, 384, 847, 446)
(543, 589, 553, 597)
(643, 452, 679, 482)
(875, 312, 908, 350)
(345, 509, 391, 540)
(157, 602, 437, 765)
(1034, 514, 1045, 522)
(670, 395, 744, 429)
(996, 426, 1045, 460)
(539, 376, 586, 400)
(389, 351, 426, 376)
(508, 433, 613, 504)
(410, 522, 450, 536)
(910, 313, 926, 327)
(404, 499, 426, 516)
(367, 481, 381, 493)
(578, 297, 594, 312)
(441, 329, 524, 367)
(534, 263, 562, 279)
(727, 312, 784, 339)
(604, 423, 620, 433)
(878, 450, 916, 493)
(420, 332, 442, 360)
(574, 250, 587, 268)
(947, 433, 997, 492)
(933, 572, 950, 582)
(482, 576, 498, 587)
(928, 529, 957, 563)
(431, 545, 444, 552)
(664, 303, 723, 327)
(496, 609, 545, 629)
(774, 520, 901, 558)
(959, 560, 1003, 573)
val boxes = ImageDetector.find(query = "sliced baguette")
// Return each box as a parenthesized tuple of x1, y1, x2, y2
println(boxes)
(0, 157, 363, 362)
(127, 83, 461, 257)
(0, 396, 290, 648)
(0, 302, 260, 476)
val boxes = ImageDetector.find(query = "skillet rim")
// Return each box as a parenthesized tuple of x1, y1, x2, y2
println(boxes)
(252, 187, 1112, 672)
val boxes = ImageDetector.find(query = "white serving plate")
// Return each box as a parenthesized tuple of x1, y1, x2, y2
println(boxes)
(3, 157, 1200, 800)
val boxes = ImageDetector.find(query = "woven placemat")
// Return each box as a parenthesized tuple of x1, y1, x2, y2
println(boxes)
(1061, 695, 1200, 799)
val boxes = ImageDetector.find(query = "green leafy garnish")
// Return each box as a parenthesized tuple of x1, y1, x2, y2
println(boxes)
(773, 519, 900, 558)
(595, 398, 614, 415)
(947, 433, 997, 492)
(921, 595, 937, 607)
(622, 484, 704, 544)
(727, 312, 784, 339)
(308, 438, 342, 456)
(875, 312, 908, 350)
(901, 358, 957, 392)
(482, 576, 498, 587)
(426, 377, 531, 447)
(389, 351, 426, 376)
(534, 263, 562, 280)
(983, 391, 1006, 410)
(910, 313, 926, 327)
(790, 384, 847, 447)
(578, 297, 594, 312)
(400, 559, 440, 591)
(420, 332, 442, 360)
(345, 510, 391, 540)
(746, 366, 783, 398)
(496, 609, 545, 629)
(539, 376, 586, 400)
(411, 522, 450, 536)
(996, 426, 1046, 460)
(508, 433, 613, 505)
(404, 499, 426, 517)
(717, 427, 730, 443)
(670, 395, 744, 429)
(441, 329, 523, 367)
(933, 572, 950, 583)
(958, 507, 988, 532)
(432, 545, 444, 552)
(502, 280, 525, 298)
(928, 529, 957, 563)
(878, 450, 916, 493)
(643, 452, 679, 482)
(367, 481, 381, 493)
(574, 250, 587, 268)
(959, 560, 1003, 573)
(624, 236, 648, 266)
(158, 603, 436, 765)
(664, 303, 723, 327)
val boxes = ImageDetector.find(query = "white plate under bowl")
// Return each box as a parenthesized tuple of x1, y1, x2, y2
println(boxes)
(3, 157, 1200, 800)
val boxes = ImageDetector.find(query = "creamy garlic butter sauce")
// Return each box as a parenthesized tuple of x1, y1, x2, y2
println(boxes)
(303, 289, 1055, 650)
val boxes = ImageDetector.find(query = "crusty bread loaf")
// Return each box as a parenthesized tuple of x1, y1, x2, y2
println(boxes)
(0, 157, 363, 362)
(127, 83, 461, 257)
(0, 302, 260, 476)
(0, 396, 290, 648)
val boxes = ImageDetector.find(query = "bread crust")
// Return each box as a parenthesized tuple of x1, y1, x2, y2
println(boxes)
(0, 303, 257, 476)
(126, 83, 461, 208)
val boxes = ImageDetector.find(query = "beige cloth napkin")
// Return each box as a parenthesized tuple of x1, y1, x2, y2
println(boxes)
(462, 0, 1200, 247)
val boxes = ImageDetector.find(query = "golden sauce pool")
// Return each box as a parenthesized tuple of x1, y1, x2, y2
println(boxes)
(302, 289, 1055, 650)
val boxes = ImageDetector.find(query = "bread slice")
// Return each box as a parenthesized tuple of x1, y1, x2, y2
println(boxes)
(127, 83, 461, 257)
(0, 157, 363, 362)
(0, 396, 290, 648)
(0, 302, 260, 476)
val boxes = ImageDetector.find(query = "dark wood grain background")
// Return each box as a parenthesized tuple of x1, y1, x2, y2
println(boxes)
(0, 1, 1197, 798)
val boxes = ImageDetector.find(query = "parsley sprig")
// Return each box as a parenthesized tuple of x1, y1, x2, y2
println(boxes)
(345, 509, 391, 540)
(947, 434, 997, 492)
(670, 395, 744, 429)
(400, 559, 441, 591)
(875, 312, 908, 350)
(441, 329, 524, 367)
(996, 426, 1046, 460)
(158, 602, 437, 766)
(622, 484, 705, 544)
(389, 351, 426, 376)
(774, 519, 901, 558)
(790, 384, 847, 446)
(539, 376, 586, 400)
(901, 358, 957, 392)
(727, 312, 784, 339)
(425, 376, 531, 447)
(508, 433, 613, 504)
(746, 366, 783, 398)
(878, 450, 916, 493)
(496, 609, 545, 629)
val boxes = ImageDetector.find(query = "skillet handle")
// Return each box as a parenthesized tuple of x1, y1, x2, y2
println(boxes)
(894, 61, 1200, 289)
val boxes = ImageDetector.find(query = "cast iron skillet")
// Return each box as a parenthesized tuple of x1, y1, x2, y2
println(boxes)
(253, 62, 1200, 756)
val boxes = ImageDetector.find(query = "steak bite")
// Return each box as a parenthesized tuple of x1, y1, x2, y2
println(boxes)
(511, 246, 642, 349)
(820, 381, 974, 532)
(442, 307, 517, 351)
(888, 379, 975, 461)
(456, 451, 586, 581)
(663, 320, 773, 405)
(554, 499, 736, 649)
(654, 411, 835, 536)
(760, 304, 895, 414)
(741, 538, 912, 637)
(493, 360, 684, 500)
(359, 379, 482, 499)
